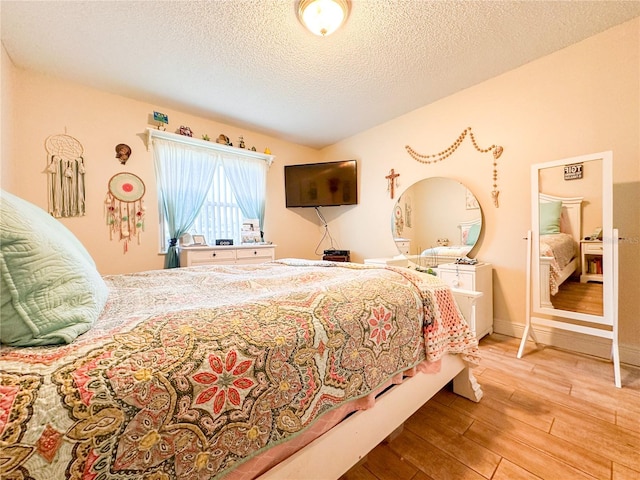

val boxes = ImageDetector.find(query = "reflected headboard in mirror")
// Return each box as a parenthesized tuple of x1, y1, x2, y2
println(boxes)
(537, 193, 583, 309)
(391, 177, 483, 267)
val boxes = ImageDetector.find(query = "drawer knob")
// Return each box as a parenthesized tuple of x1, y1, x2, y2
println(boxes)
(212, 253, 217, 257)
(452, 280, 460, 287)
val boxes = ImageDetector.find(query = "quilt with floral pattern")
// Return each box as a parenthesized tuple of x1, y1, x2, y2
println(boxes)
(0, 260, 478, 480)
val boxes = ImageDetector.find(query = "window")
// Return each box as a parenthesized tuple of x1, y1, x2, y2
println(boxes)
(150, 129, 272, 267)
(162, 163, 245, 247)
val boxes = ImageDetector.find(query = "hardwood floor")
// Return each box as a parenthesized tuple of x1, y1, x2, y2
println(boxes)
(551, 280, 603, 316)
(340, 334, 640, 480)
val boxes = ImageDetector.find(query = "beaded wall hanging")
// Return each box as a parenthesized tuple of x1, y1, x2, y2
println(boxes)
(405, 127, 504, 207)
(44, 133, 86, 217)
(105, 172, 146, 253)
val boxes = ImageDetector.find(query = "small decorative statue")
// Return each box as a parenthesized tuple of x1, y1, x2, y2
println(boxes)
(115, 144, 131, 165)
(202, 134, 210, 141)
(178, 126, 193, 137)
(238, 136, 246, 149)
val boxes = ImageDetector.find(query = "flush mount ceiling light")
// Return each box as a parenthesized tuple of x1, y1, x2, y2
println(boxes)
(298, 0, 350, 36)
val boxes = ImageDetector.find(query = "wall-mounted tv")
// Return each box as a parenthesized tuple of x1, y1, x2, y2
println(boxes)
(284, 160, 358, 208)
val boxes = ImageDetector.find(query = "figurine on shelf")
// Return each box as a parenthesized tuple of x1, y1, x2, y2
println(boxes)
(216, 134, 229, 145)
(177, 126, 193, 137)
(202, 134, 210, 141)
(251, 146, 257, 151)
(264, 147, 271, 154)
(238, 136, 246, 149)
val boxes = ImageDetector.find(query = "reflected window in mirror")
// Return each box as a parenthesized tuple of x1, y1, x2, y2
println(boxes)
(391, 177, 483, 268)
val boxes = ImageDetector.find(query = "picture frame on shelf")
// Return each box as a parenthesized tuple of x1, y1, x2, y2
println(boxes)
(192, 235, 206, 245)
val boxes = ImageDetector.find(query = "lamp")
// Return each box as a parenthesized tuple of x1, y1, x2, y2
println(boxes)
(298, 0, 349, 36)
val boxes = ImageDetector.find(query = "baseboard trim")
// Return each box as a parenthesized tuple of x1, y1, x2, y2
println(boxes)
(493, 318, 640, 367)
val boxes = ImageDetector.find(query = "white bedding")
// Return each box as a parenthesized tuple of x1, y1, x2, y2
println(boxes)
(419, 245, 472, 266)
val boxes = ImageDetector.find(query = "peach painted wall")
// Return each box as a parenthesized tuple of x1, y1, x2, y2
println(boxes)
(1, 44, 17, 189)
(320, 18, 640, 363)
(1, 46, 322, 274)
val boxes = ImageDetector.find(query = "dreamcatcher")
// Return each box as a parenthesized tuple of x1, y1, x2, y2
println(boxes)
(44, 134, 86, 217)
(105, 173, 146, 253)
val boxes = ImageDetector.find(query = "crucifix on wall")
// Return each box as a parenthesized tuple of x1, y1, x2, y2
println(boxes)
(386, 168, 400, 199)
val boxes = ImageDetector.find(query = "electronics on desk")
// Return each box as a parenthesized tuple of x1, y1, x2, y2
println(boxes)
(215, 239, 233, 246)
(323, 249, 350, 262)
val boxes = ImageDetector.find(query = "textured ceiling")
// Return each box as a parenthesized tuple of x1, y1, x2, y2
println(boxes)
(2, 1, 639, 149)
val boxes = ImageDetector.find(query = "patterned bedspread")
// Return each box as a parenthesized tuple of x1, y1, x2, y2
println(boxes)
(0, 260, 478, 479)
(540, 233, 577, 295)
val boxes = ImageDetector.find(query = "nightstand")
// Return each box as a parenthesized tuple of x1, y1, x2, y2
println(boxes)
(580, 240, 603, 283)
(433, 262, 493, 339)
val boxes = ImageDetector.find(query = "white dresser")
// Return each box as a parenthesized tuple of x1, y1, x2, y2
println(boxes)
(179, 245, 276, 267)
(394, 238, 411, 255)
(434, 262, 493, 339)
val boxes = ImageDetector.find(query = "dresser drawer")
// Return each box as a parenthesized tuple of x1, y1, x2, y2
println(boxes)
(582, 243, 603, 254)
(438, 270, 475, 290)
(394, 240, 410, 255)
(186, 249, 236, 266)
(236, 247, 274, 263)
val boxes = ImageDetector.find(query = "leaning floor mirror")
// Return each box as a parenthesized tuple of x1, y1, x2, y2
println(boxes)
(518, 151, 620, 387)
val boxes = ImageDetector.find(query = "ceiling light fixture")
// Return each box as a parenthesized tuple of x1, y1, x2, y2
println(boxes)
(298, 0, 349, 37)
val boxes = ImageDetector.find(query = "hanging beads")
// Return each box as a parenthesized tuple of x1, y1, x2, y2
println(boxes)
(405, 127, 504, 207)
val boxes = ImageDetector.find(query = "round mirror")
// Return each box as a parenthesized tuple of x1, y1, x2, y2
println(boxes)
(391, 177, 482, 267)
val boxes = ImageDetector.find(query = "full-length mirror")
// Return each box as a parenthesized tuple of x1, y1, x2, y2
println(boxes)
(524, 151, 619, 387)
(391, 177, 482, 267)
(531, 152, 614, 323)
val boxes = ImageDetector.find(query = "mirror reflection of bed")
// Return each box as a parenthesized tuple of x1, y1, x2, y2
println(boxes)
(537, 158, 604, 317)
(538, 193, 603, 316)
(391, 177, 482, 267)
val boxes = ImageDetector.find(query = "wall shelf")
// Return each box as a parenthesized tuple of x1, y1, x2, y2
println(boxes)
(145, 128, 275, 164)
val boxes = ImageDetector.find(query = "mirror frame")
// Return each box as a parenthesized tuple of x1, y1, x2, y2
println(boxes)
(530, 151, 614, 325)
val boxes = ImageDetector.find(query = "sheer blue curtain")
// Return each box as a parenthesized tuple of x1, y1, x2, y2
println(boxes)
(223, 155, 269, 241)
(152, 138, 219, 268)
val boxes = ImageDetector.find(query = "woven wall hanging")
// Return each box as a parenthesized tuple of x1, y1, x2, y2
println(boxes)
(44, 133, 86, 217)
(105, 172, 146, 253)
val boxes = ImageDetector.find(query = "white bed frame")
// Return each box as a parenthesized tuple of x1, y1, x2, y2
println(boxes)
(258, 288, 483, 479)
(415, 218, 482, 267)
(538, 193, 583, 308)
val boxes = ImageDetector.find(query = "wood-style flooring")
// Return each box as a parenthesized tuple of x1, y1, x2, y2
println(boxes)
(551, 280, 603, 316)
(340, 334, 640, 480)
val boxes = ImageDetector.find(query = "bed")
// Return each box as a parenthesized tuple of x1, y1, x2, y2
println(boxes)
(417, 218, 481, 267)
(538, 193, 583, 308)
(0, 191, 481, 480)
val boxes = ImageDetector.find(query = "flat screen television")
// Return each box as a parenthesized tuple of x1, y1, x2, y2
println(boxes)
(284, 160, 358, 208)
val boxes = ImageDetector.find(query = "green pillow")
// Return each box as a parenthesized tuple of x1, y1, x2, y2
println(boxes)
(540, 200, 562, 235)
(0, 190, 108, 346)
(465, 223, 481, 246)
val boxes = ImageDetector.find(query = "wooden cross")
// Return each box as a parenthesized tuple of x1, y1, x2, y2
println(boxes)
(386, 169, 400, 199)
